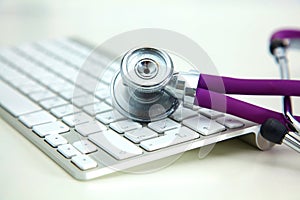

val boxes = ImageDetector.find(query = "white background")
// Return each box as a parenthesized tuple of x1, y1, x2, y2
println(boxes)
(0, 0, 300, 199)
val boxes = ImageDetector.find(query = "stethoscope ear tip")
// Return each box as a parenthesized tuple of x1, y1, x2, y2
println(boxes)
(260, 118, 288, 144)
(269, 39, 287, 55)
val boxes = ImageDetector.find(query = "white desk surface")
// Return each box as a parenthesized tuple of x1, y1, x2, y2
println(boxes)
(1, 0, 300, 199)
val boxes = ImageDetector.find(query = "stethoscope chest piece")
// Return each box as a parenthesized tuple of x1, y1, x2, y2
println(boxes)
(111, 47, 179, 122)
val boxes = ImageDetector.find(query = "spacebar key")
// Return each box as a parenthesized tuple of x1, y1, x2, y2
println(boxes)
(88, 130, 143, 160)
(0, 80, 41, 116)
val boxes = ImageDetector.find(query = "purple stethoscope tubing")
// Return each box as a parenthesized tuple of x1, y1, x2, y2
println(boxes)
(193, 29, 300, 127)
(270, 29, 300, 41)
(194, 74, 300, 125)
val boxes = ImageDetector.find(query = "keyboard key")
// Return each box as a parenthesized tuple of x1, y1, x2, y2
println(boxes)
(71, 155, 97, 170)
(216, 117, 245, 129)
(29, 68, 53, 80)
(39, 74, 64, 85)
(95, 89, 110, 100)
(45, 134, 68, 147)
(19, 111, 56, 128)
(75, 120, 107, 136)
(101, 70, 116, 84)
(58, 38, 92, 56)
(8, 76, 35, 87)
(170, 106, 198, 121)
(148, 118, 180, 133)
(72, 95, 99, 107)
(95, 110, 125, 124)
(40, 97, 68, 109)
(140, 126, 200, 151)
(33, 121, 70, 137)
(60, 69, 79, 83)
(198, 108, 224, 119)
(59, 89, 87, 100)
(18, 84, 46, 95)
(1, 67, 24, 81)
(58, 144, 81, 158)
(73, 140, 97, 154)
(62, 112, 92, 127)
(29, 90, 56, 102)
(0, 80, 41, 117)
(109, 120, 142, 133)
(104, 98, 112, 106)
(183, 115, 226, 136)
(83, 102, 112, 116)
(75, 74, 99, 93)
(50, 104, 80, 118)
(124, 127, 158, 143)
(48, 82, 75, 93)
(88, 130, 143, 160)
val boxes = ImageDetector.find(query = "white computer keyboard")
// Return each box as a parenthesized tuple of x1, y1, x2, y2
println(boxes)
(0, 37, 268, 180)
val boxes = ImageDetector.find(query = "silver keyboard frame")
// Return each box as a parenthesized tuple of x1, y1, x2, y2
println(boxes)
(0, 38, 274, 180)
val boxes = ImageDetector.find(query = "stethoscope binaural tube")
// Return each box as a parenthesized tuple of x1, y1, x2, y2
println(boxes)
(257, 29, 300, 152)
(269, 29, 300, 132)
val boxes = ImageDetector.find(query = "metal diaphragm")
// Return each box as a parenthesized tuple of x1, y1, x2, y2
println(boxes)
(120, 47, 174, 93)
(111, 47, 179, 122)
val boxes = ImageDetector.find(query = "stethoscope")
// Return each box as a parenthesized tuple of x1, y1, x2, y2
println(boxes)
(111, 29, 300, 152)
